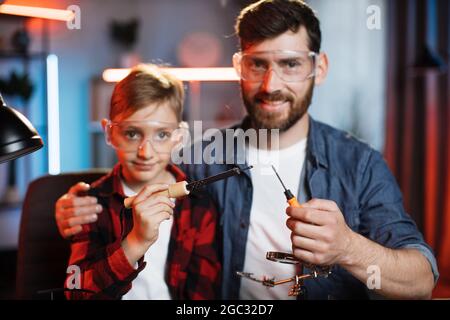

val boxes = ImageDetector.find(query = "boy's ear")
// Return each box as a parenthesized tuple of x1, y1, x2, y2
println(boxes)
(101, 118, 109, 130)
(314, 52, 329, 86)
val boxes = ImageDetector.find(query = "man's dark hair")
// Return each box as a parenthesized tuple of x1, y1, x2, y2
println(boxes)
(235, 0, 321, 52)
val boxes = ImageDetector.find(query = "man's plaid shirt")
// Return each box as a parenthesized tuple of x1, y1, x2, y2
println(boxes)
(65, 163, 221, 299)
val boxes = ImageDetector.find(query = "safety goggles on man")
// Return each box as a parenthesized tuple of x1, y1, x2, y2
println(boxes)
(233, 50, 318, 83)
(104, 120, 187, 154)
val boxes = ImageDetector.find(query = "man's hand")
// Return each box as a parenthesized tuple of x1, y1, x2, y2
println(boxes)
(286, 198, 355, 266)
(55, 182, 103, 239)
(286, 198, 434, 299)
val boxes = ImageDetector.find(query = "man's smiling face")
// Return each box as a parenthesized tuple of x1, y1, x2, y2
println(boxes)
(240, 27, 316, 131)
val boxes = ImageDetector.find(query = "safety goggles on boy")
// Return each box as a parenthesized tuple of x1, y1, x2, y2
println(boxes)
(104, 120, 187, 154)
(233, 50, 317, 83)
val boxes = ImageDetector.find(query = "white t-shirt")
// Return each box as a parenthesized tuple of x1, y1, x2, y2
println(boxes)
(121, 180, 173, 300)
(240, 138, 307, 300)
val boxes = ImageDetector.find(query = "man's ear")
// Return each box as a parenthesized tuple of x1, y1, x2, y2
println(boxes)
(314, 52, 329, 86)
(232, 52, 241, 78)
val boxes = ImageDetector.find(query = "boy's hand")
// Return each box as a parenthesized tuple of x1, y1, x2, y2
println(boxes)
(122, 184, 175, 265)
(55, 182, 103, 239)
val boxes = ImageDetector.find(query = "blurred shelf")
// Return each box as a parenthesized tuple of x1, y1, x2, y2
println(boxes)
(0, 13, 27, 21)
(89, 122, 103, 133)
(0, 204, 21, 250)
(0, 202, 22, 210)
(0, 51, 47, 60)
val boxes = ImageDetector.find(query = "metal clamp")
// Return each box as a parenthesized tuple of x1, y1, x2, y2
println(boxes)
(237, 251, 332, 297)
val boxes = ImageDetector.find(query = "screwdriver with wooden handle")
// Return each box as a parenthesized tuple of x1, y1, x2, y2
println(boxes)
(271, 165, 301, 208)
(124, 166, 253, 208)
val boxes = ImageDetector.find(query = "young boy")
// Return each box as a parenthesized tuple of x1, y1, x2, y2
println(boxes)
(65, 64, 221, 300)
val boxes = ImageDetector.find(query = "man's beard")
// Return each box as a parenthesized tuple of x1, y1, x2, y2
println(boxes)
(242, 81, 314, 132)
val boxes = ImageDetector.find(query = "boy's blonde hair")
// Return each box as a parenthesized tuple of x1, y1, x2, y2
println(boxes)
(110, 64, 184, 121)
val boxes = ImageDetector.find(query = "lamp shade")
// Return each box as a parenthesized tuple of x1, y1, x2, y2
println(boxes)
(0, 94, 43, 163)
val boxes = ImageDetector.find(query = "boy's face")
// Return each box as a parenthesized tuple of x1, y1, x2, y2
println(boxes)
(103, 103, 180, 189)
